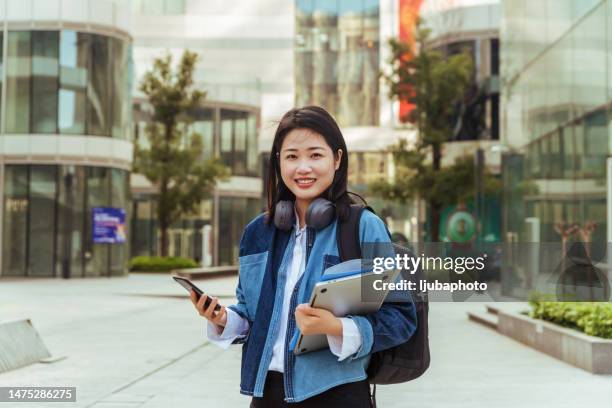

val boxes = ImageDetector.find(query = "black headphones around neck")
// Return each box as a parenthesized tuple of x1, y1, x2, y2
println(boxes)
(273, 198, 336, 231)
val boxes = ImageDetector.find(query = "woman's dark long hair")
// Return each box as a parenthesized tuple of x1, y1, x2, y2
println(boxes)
(265, 106, 357, 225)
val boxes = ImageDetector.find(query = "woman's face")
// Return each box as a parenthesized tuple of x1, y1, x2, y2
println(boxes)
(279, 128, 342, 204)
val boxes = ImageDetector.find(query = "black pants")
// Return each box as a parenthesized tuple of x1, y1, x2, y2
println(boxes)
(250, 371, 372, 408)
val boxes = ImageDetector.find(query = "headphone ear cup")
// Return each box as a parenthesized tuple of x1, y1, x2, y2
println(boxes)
(306, 198, 336, 230)
(274, 200, 294, 231)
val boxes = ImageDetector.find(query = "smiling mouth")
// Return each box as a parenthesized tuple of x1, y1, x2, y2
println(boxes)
(295, 178, 316, 186)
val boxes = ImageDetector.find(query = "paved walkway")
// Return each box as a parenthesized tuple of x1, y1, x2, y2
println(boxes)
(0, 273, 610, 407)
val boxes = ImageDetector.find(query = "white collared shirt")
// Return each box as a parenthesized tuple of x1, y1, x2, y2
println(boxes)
(207, 209, 363, 371)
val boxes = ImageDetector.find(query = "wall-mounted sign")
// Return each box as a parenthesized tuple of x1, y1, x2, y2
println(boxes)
(447, 210, 477, 243)
(93, 207, 126, 244)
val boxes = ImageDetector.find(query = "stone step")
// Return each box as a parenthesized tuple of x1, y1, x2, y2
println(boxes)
(467, 310, 499, 330)
(486, 304, 500, 315)
(0, 319, 51, 373)
(172, 266, 238, 280)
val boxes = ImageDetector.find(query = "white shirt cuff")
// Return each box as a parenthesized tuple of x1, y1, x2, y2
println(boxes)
(206, 308, 249, 349)
(327, 317, 363, 361)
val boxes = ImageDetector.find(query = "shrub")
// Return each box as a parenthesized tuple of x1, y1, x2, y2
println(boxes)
(129, 256, 198, 272)
(528, 299, 612, 339)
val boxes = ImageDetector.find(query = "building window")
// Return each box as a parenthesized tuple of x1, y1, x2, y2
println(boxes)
(111, 38, 130, 139)
(490, 39, 499, 76)
(220, 110, 233, 168)
(4, 30, 130, 137)
(220, 109, 259, 177)
(2, 166, 29, 276)
(88, 35, 110, 136)
(32, 32, 59, 133)
(246, 113, 258, 175)
(192, 108, 215, 161)
(27, 165, 58, 276)
(3, 164, 129, 278)
(59, 31, 88, 134)
(295, 0, 380, 126)
(218, 197, 261, 266)
(6, 31, 31, 133)
(134, 105, 258, 176)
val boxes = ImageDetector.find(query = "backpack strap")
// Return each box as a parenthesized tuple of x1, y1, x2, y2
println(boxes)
(337, 204, 374, 262)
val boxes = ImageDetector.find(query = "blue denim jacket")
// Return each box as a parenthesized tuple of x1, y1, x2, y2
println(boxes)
(227, 210, 417, 403)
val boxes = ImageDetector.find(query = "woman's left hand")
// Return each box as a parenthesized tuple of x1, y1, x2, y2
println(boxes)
(295, 304, 342, 336)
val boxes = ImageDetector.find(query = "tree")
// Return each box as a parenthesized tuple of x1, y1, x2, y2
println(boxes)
(135, 51, 229, 256)
(373, 22, 493, 242)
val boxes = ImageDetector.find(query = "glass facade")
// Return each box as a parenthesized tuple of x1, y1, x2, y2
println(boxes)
(134, 105, 259, 177)
(218, 197, 261, 265)
(348, 151, 392, 186)
(433, 38, 500, 141)
(4, 30, 130, 138)
(295, 0, 380, 126)
(501, 1, 609, 245)
(2, 165, 130, 277)
(131, 103, 261, 265)
(131, 195, 261, 267)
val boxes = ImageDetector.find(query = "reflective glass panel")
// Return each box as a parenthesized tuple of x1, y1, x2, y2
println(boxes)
(59, 31, 88, 134)
(87, 35, 110, 136)
(27, 165, 57, 277)
(32, 31, 59, 133)
(6, 32, 31, 133)
(2, 166, 29, 276)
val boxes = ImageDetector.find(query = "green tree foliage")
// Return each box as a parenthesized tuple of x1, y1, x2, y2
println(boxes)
(135, 51, 229, 256)
(373, 22, 497, 241)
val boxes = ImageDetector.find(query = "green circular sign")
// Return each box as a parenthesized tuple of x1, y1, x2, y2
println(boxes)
(447, 211, 477, 243)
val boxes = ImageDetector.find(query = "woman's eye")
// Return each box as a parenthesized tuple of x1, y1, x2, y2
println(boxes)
(311, 153, 323, 159)
(285, 154, 297, 160)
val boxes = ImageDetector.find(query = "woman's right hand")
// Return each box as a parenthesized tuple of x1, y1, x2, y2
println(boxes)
(190, 290, 227, 328)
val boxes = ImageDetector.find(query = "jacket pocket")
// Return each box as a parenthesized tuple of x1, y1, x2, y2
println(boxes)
(238, 251, 268, 319)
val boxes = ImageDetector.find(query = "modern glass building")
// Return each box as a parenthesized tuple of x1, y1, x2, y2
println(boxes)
(0, 0, 132, 278)
(130, 101, 261, 266)
(295, 0, 380, 127)
(129, 0, 284, 266)
(418, 0, 502, 242)
(501, 0, 609, 247)
(291, 0, 422, 242)
(421, 0, 500, 142)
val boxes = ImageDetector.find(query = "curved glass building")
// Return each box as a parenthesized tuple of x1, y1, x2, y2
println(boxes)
(0, 0, 133, 278)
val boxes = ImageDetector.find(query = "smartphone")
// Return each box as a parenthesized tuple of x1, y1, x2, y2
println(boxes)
(172, 276, 222, 312)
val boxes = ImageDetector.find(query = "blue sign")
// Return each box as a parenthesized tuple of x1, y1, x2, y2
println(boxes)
(93, 207, 126, 244)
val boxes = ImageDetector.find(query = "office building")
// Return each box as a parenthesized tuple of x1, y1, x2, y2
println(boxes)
(0, 0, 132, 278)
(501, 0, 610, 295)
(129, 0, 293, 265)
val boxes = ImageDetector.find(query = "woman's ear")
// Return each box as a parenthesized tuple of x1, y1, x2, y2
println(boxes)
(335, 149, 343, 171)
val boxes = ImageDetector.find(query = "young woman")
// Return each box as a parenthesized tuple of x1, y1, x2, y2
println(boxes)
(190, 106, 417, 407)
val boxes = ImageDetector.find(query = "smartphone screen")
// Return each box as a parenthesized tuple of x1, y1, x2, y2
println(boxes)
(172, 276, 221, 312)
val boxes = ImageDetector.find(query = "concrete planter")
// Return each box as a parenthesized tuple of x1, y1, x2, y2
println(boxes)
(497, 310, 612, 374)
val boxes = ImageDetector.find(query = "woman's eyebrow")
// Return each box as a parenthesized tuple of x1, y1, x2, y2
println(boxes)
(282, 146, 326, 152)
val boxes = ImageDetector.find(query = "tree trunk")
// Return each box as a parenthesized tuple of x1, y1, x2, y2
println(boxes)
(158, 121, 174, 257)
(160, 223, 169, 257)
(159, 178, 169, 257)
(430, 142, 442, 242)
(432, 142, 441, 172)
(430, 202, 441, 242)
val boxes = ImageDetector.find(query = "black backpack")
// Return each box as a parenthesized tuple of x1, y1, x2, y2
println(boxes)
(337, 204, 430, 385)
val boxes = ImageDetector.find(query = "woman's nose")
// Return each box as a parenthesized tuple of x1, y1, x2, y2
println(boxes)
(296, 161, 313, 173)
